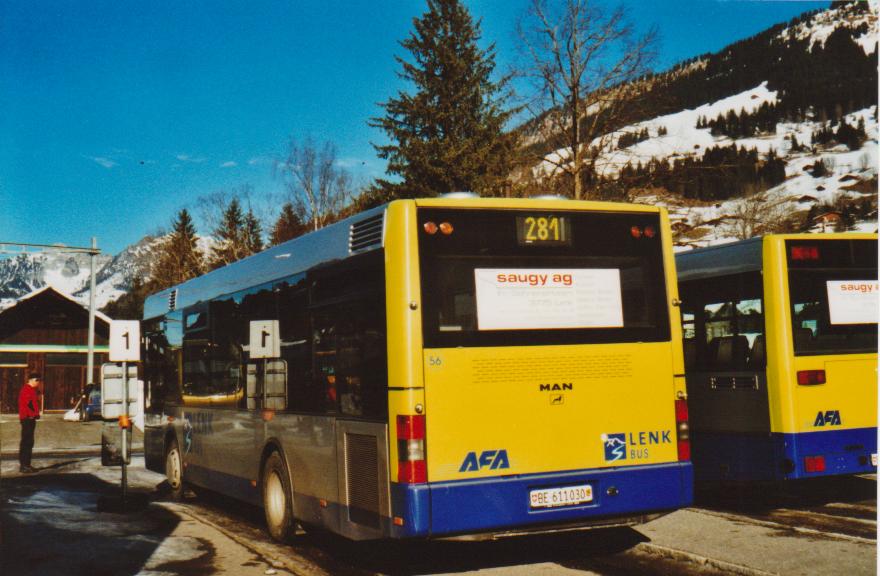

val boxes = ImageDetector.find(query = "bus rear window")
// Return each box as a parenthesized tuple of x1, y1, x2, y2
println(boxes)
(787, 239, 878, 356)
(418, 209, 670, 348)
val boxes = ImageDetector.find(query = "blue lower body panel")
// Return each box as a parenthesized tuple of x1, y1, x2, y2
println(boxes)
(390, 462, 692, 538)
(692, 427, 877, 484)
(784, 427, 877, 479)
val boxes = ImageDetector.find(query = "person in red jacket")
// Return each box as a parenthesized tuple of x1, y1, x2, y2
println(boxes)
(18, 372, 41, 473)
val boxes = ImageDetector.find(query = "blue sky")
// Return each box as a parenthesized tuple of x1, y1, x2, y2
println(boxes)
(0, 0, 828, 255)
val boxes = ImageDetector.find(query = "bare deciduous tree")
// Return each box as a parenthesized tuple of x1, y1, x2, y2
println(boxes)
(723, 186, 795, 240)
(518, 0, 657, 199)
(277, 137, 352, 231)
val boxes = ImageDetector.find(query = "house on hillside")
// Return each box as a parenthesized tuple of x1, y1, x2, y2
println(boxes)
(0, 286, 110, 413)
(813, 211, 842, 232)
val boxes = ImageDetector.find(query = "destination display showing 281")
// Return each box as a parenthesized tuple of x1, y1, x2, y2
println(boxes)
(515, 215, 571, 246)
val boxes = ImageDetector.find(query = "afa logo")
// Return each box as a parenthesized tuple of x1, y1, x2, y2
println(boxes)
(603, 433, 627, 462)
(814, 410, 842, 427)
(459, 449, 510, 472)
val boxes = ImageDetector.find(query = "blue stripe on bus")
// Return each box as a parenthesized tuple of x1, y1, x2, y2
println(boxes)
(692, 427, 877, 484)
(391, 462, 692, 537)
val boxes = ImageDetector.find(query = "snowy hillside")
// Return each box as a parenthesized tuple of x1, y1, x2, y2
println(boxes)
(534, 0, 878, 249)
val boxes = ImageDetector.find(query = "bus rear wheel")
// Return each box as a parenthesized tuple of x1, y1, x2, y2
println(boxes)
(165, 438, 185, 501)
(262, 451, 295, 541)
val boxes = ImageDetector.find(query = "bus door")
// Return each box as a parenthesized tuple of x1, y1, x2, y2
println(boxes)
(780, 238, 878, 477)
(681, 272, 773, 483)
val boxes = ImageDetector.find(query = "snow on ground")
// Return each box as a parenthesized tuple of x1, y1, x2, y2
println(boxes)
(778, 0, 878, 55)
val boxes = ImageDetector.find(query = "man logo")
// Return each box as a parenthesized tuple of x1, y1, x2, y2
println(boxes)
(459, 450, 510, 472)
(603, 433, 627, 462)
(813, 410, 842, 427)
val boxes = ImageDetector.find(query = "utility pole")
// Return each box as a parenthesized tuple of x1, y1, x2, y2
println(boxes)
(87, 238, 97, 390)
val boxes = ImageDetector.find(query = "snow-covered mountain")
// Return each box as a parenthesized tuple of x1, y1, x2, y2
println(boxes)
(0, 236, 159, 311)
(0, 234, 221, 311)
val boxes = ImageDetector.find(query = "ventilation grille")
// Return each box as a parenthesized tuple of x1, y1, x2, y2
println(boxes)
(168, 289, 178, 311)
(345, 433, 380, 528)
(349, 212, 384, 253)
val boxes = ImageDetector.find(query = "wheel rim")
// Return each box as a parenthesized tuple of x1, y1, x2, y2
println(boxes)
(166, 447, 181, 490)
(265, 470, 286, 528)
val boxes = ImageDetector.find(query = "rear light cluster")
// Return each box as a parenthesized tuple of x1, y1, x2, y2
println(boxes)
(804, 455, 826, 473)
(797, 370, 826, 385)
(397, 415, 426, 483)
(423, 221, 454, 235)
(675, 399, 690, 461)
(630, 225, 656, 239)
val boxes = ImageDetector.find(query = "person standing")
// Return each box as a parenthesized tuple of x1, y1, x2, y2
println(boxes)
(18, 372, 41, 473)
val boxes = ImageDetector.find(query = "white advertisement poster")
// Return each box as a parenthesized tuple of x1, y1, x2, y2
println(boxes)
(475, 268, 624, 330)
(826, 280, 879, 325)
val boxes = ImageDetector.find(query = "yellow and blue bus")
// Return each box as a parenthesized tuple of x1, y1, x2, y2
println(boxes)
(142, 196, 692, 540)
(677, 233, 877, 484)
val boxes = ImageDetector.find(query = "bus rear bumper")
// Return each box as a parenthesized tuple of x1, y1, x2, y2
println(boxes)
(390, 462, 692, 538)
(784, 427, 878, 479)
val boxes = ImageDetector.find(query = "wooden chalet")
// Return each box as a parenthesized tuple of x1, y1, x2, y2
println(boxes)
(0, 286, 110, 413)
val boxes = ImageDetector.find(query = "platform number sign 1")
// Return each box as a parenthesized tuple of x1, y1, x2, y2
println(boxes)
(249, 320, 280, 359)
(109, 320, 140, 362)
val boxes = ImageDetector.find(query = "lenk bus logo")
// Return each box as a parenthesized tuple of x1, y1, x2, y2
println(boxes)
(603, 434, 627, 461)
(814, 410, 842, 427)
(603, 431, 672, 461)
(459, 449, 510, 472)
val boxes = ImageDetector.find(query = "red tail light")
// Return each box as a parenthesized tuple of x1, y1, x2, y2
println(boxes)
(397, 415, 426, 483)
(675, 399, 690, 461)
(804, 455, 826, 473)
(797, 370, 826, 385)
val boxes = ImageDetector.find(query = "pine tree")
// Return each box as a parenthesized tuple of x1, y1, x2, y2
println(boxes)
(151, 209, 204, 289)
(371, 0, 517, 197)
(243, 209, 264, 255)
(209, 198, 246, 270)
(270, 202, 309, 246)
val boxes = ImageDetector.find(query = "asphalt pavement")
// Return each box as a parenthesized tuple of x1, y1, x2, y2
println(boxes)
(0, 413, 143, 459)
(0, 414, 876, 576)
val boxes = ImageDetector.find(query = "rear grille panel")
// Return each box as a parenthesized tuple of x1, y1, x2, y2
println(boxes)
(345, 433, 381, 528)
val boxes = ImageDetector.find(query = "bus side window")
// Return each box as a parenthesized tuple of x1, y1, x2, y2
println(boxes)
(311, 296, 387, 419)
(183, 304, 212, 398)
(277, 279, 317, 413)
(210, 297, 244, 405)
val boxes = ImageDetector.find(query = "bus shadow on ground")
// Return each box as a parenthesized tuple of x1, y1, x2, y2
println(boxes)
(695, 474, 877, 513)
(308, 527, 649, 576)
(1, 472, 182, 576)
(189, 485, 649, 576)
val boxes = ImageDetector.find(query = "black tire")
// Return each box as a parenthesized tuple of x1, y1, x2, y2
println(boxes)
(165, 438, 186, 501)
(262, 451, 295, 541)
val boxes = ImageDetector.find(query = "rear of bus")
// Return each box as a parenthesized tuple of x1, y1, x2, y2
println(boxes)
(383, 198, 692, 538)
(766, 234, 878, 479)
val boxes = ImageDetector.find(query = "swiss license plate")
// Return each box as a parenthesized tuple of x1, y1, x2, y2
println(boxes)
(871, 453, 877, 467)
(529, 484, 593, 509)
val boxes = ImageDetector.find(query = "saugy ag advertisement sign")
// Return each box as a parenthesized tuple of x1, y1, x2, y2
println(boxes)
(474, 268, 624, 330)
(826, 280, 879, 325)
